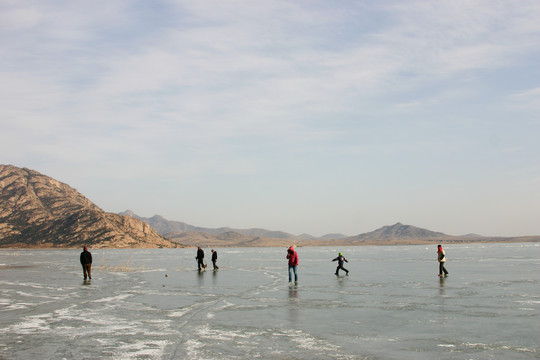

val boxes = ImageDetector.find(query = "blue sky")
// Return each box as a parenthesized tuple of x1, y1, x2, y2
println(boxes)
(2, 1, 539, 237)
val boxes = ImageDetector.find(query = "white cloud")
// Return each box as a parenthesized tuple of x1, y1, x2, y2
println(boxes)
(1, 0, 540, 235)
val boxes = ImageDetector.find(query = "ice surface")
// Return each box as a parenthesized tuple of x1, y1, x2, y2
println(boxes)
(0, 244, 539, 359)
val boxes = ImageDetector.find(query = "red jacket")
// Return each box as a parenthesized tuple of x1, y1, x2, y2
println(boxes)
(287, 247, 298, 266)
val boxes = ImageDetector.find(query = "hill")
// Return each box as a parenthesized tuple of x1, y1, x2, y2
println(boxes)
(0, 165, 179, 248)
(119, 210, 347, 241)
(346, 222, 447, 243)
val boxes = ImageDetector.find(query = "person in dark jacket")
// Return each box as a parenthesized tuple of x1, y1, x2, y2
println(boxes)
(196, 247, 206, 271)
(211, 249, 219, 270)
(332, 252, 349, 276)
(80, 246, 92, 280)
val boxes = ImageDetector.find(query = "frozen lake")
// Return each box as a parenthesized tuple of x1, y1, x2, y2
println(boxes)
(1, 243, 539, 359)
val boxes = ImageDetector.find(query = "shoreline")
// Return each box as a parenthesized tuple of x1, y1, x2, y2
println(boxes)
(1, 237, 538, 249)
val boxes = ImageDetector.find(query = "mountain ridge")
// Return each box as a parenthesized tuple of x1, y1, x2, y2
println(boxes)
(120, 211, 540, 248)
(0, 165, 180, 248)
(118, 210, 348, 240)
(121, 210, 449, 242)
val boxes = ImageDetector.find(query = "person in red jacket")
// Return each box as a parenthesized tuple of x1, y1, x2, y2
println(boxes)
(286, 246, 299, 283)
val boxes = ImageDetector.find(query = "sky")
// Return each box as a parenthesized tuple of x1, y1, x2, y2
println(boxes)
(1, 0, 539, 237)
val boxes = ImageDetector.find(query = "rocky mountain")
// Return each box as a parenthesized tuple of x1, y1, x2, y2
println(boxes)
(347, 222, 447, 242)
(0, 165, 179, 248)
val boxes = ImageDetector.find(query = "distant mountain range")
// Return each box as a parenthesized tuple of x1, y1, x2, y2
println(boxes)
(118, 210, 348, 240)
(118, 210, 453, 242)
(119, 211, 540, 248)
(1, 164, 538, 249)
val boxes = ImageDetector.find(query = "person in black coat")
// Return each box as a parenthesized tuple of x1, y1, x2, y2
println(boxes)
(80, 246, 92, 280)
(211, 249, 219, 270)
(196, 247, 206, 271)
(332, 252, 349, 276)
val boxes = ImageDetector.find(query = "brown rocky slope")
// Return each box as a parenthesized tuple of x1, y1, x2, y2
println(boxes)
(0, 165, 179, 248)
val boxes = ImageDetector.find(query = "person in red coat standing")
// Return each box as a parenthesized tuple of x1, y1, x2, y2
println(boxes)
(286, 246, 299, 283)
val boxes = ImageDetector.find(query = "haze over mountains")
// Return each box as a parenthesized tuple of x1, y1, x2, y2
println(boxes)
(1, 164, 538, 248)
(119, 210, 540, 248)
(118, 210, 348, 240)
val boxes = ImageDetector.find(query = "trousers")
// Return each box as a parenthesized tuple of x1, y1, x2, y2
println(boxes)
(288, 265, 298, 282)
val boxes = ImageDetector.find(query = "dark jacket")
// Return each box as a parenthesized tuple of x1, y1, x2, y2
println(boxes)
(196, 249, 204, 262)
(212, 251, 217, 262)
(80, 250, 92, 265)
(332, 255, 348, 266)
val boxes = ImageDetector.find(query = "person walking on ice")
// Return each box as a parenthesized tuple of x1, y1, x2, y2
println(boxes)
(332, 252, 349, 276)
(196, 247, 206, 271)
(211, 249, 219, 270)
(437, 244, 449, 277)
(286, 246, 299, 283)
(80, 246, 92, 280)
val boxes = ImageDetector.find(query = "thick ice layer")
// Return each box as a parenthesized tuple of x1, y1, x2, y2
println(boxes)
(0, 244, 539, 359)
